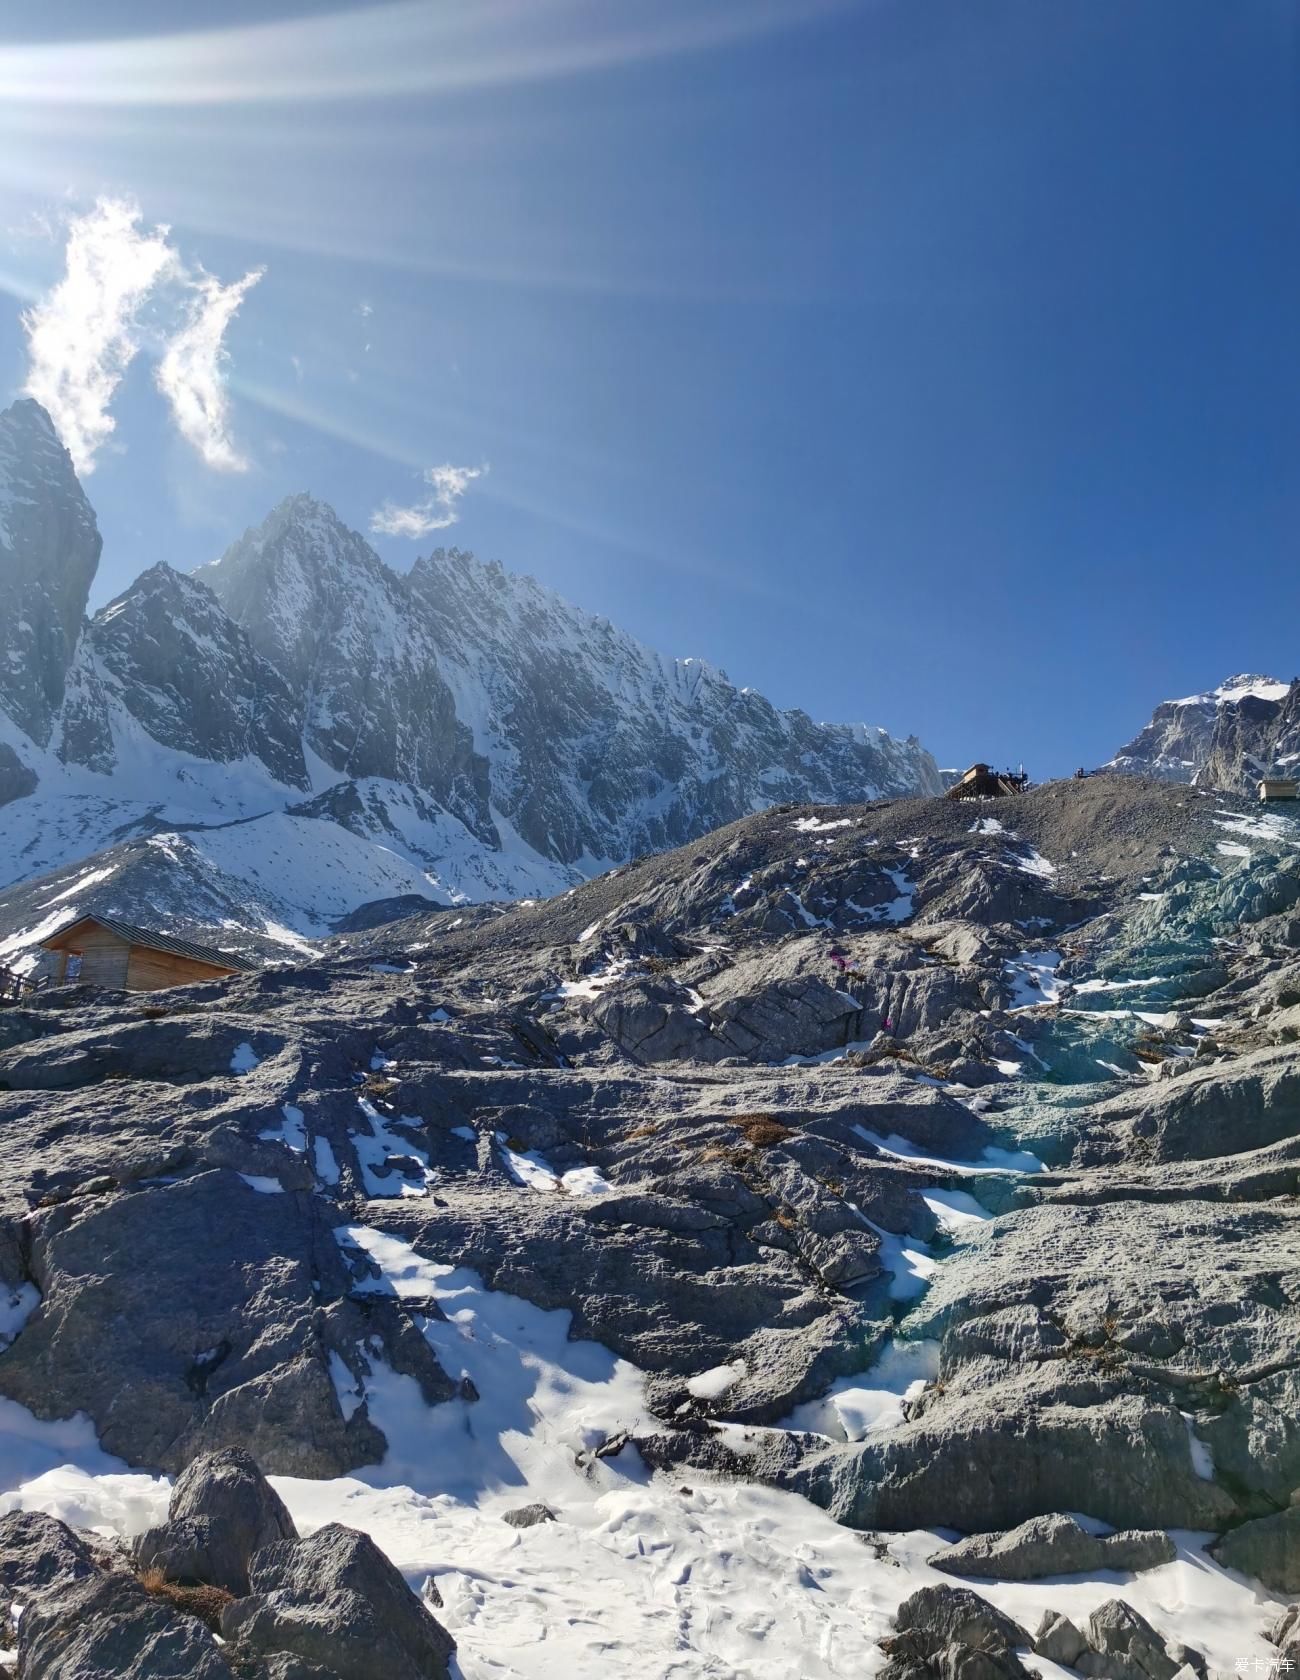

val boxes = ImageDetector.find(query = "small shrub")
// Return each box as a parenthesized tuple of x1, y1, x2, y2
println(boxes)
(623, 1122, 659, 1141)
(137, 1567, 233, 1634)
(732, 1114, 791, 1149)
(697, 1143, 752, 1169)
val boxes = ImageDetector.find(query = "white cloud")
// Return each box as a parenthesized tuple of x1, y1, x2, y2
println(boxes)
(371, 462, 487, 538)
(155, 266, 263, 471)
(21, 196, 176, 474)
(22, 195, 264, 475)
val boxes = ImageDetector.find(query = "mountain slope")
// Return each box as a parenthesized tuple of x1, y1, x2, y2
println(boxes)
(1107, 673, 1299, 790)
(0, 775, 1290, 1675)
(0, 399, 942, 957)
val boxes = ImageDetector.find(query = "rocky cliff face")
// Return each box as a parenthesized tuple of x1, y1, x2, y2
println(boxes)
(67, 564, 311, 790)
(1197, 680, 1300, 792)
(1108, 673, 1299, 790)
(0, 400, 101, 748)
(201, 508, 944, 866)
(199, 497, 493, 841)
(408, 545, 943, 864)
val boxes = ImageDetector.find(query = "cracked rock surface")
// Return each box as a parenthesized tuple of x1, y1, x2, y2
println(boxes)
(0, 775, 1297, 1653)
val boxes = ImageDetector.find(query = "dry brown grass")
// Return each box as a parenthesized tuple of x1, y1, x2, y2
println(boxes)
(137, 1567, 233, 1634)
(697, 1142, 753, 1169)
(622, 1121, 660, 1141)
(731, 1114, 792, 1149)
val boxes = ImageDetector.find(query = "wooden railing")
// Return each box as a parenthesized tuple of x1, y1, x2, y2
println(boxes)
(0, 966, 47, 1005)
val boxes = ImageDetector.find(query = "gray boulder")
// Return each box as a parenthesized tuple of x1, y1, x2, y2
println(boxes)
(931, 1513, 1175, 1581)
(894, 1584, 1029, 1654)
(502, 1503, 556, 1529)
(1269, 1605, 1300, 1664)
(0, 1510, 102, 1604)
(881, 1584, 1033, 1680)
(17, 1570, 234, 1678)
(220, 1522, 455, 1680)
(1034, 1611, 1087, 1667)
(135, 1448, 298, 1595)
(1077, 1598, 1181, 1680)
(1211, 1506, 1300, 1592)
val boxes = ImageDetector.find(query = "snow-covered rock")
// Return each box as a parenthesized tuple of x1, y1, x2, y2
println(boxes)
(1107, 673, 1300, 790)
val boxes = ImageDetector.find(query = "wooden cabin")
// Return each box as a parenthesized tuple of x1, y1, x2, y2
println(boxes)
(946, 762, 1030, 801)
(1258, 778, 1300, 803)
(40, 915, 255, 992)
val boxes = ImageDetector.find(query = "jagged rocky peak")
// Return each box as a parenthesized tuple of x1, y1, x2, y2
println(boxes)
(0, 397, 102, 746)
(199, 493, 398, 685)
(79, 563, 310, 789)
(1109, 672, 1300, 792)
(201, 499, 494, 837)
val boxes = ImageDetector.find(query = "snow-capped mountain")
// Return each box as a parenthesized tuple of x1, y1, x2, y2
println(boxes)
(0, 398, 942, 961)
(1107, 673, 1300, 790)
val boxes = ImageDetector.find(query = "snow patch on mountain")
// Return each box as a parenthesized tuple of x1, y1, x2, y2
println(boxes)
(0, 399, 942, 948)
(1109, 672, 1300, 791)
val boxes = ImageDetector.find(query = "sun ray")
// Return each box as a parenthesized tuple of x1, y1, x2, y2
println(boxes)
(0, 0, 858, 108)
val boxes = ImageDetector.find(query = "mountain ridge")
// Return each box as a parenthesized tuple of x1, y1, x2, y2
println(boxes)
(0, 399, 942, 966)
(1107, 671, 1300, 791)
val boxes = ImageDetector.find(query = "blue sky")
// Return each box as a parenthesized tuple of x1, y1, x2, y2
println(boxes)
(1, 0, 1297, 776)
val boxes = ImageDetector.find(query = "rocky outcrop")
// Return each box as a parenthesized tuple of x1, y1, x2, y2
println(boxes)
(880, 1583, 1032, 1680)
(77, 564, 310, 789)
(1211, 1506, 1300, 1592)
(135, 1448, 299, 1596)
(878, 1586, 1208, 1680)
(0, 1165, 456, 1475)
(18, 1570, 238, 1679)
(929, 1514, 1175, 1581)
(0, 775, 1294, 1664)
(0, 398, 102, 746)
(0, 1481, 452, 1680)
(221, 1523, 455, 1680)
(1108, 672, 1300, 791)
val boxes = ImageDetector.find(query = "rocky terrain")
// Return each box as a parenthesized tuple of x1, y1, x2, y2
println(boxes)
(0, 773, 1294, 1675)
(0, 396, 941, 967)
(1108, 673, 1300, 792)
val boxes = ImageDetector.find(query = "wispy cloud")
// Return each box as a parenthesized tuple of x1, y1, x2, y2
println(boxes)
(155, 266, 263, 471)
(371, 462, 487, 537)
(22, 195, 263, 475)
(21, 196, 176, 474)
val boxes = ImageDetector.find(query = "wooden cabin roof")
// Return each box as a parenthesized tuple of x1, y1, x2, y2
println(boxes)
(40, 914, 256, 973)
